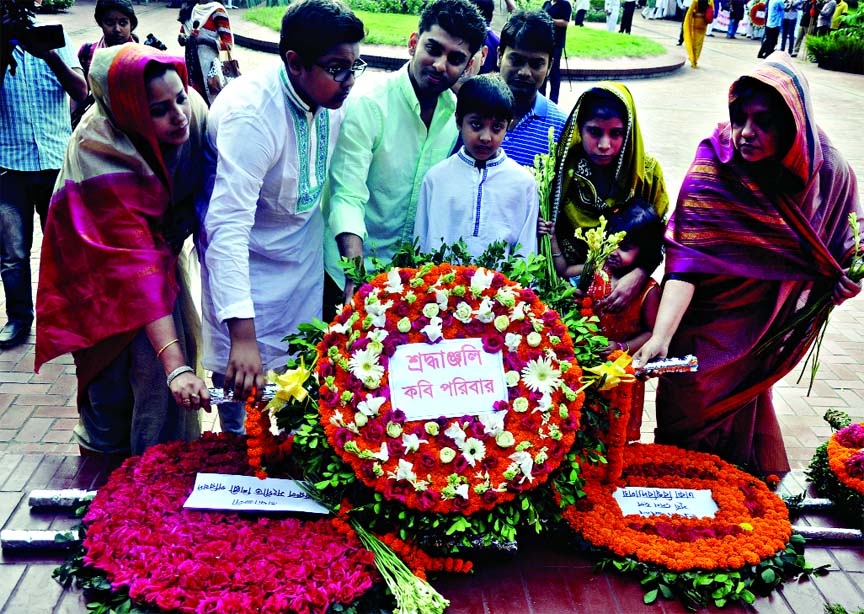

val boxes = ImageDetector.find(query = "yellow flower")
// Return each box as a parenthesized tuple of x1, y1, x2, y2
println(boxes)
(583, 353, 636, 391)
(740, 522, 754, 531)
(271, 360, 311, 403)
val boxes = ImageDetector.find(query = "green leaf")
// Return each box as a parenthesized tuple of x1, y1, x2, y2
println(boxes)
(761, 568, 777, 584)
(643, 589, 659, 604)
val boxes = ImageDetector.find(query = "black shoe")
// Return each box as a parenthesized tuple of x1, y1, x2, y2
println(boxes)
(0, 320, 32, 349)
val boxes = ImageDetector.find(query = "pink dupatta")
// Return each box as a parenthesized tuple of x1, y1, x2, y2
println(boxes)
(36, 44, 205, 376)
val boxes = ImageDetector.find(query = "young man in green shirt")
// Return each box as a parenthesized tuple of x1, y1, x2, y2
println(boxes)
(323, 0, 487, 311)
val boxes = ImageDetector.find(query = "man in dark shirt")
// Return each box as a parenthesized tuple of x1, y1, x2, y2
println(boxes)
(541, 0, 571, 104)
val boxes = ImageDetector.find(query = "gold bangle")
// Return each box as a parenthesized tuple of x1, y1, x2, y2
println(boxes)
(156, 338, 180, 358)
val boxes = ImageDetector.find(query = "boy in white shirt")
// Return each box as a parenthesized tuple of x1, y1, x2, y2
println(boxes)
(199, 0, 365, 428)
(414, 74, 539, 259)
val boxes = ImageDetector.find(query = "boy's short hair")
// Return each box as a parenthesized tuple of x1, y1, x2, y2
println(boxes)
(456, 74, 515, 122)
(418, 0, 488, 56)
(279, 0, 365, 66)
(499, 10, 555, 60)
(608, 199, 665, 272)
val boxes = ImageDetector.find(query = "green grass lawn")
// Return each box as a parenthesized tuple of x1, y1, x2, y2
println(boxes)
(244, 8, 666, 59)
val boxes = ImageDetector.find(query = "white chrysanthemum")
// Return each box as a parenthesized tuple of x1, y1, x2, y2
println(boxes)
(521, 357, 561, 395)
(421, 315, 443, 342)
(349, 348, 385, 382)
(435, 289, 449, 310)
(357, 394, 386, 417)
(470, 267, 495, 293)
(479, 412, 505, 436)
(384, 268, 404, 294)
(462, 437, 486, 467)
(454, 483, 470, 499)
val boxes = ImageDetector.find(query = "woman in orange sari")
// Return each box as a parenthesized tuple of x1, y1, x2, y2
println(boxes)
(635, 53, 861, 475)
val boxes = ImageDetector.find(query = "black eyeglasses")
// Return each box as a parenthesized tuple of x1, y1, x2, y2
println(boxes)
(316, 59, 367, 83)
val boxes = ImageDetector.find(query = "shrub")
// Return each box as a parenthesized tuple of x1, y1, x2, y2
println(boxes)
(38, 0, 74, 12)
(348, 0, 424, 15)
(806, 9, 864, 74)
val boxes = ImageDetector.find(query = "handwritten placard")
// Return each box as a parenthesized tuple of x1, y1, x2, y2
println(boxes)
(613, 487, 718, 518)
(183, 473, 329, 514)
(389, 338, 507, 421)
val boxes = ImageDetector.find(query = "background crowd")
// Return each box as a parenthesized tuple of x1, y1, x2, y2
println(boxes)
(0, 0, 860, 479)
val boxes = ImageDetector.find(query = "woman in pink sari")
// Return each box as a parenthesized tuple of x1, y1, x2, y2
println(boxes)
(635, 52, 861, 475)
(36, 44, 211, 456)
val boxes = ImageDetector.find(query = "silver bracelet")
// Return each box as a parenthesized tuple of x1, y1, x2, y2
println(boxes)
(166, 365, 194, 387)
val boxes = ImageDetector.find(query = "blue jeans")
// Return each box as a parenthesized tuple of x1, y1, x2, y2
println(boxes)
(210, 372, 246, 434)
(780, 18, 797, 53)
(0, 169, 57, 324)
(727, 19, 740, 37)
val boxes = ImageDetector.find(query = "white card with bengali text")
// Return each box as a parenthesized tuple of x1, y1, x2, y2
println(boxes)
(183, 473, 328, 513)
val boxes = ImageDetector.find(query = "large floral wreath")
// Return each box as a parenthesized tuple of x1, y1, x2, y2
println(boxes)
(562, 443, 792, 572)
(315, 264, 584, 516)
(558, 442, 819, 609)
(69, 433, 380, 614)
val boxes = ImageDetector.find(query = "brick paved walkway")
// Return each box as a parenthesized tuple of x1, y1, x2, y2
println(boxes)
(1, 2, 863, 612)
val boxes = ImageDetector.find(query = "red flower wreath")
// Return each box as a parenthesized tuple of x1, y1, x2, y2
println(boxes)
(316, 264, 585, 515)
(82, 434, 378, 614)
(560, 443, 792, 572)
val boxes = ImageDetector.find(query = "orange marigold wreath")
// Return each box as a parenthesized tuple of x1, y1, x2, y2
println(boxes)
(560, 443, 792, 572)
(316, 264, 585, 516)
(826, 423, 864, 495)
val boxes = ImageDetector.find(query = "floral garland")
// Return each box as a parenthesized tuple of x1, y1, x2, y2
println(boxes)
(315, 264, 584, 516)
(78, 433, 379, 613)
(560, 443, 792, 573)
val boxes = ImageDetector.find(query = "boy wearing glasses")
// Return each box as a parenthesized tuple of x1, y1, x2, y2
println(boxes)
(198, 0, 365, 424)
(324, 0, 488, 309)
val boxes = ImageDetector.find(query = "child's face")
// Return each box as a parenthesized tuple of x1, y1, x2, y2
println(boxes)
(288, 42, 362, 110)
(607, 240, 639, 274)
(146, 69, 191, 148)
(580, 116, 625, 166)
(458, 112, 508, 161)
(100, 10, 133, 47)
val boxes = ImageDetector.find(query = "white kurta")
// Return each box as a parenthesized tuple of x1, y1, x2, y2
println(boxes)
(414, 148, 539, 260)
(200, 64, 342, 372)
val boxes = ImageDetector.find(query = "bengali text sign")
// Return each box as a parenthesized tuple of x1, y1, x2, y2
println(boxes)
(613, 487, 718, 518)
(389, 338, 507, 421)
(184, 473, 329, 513)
